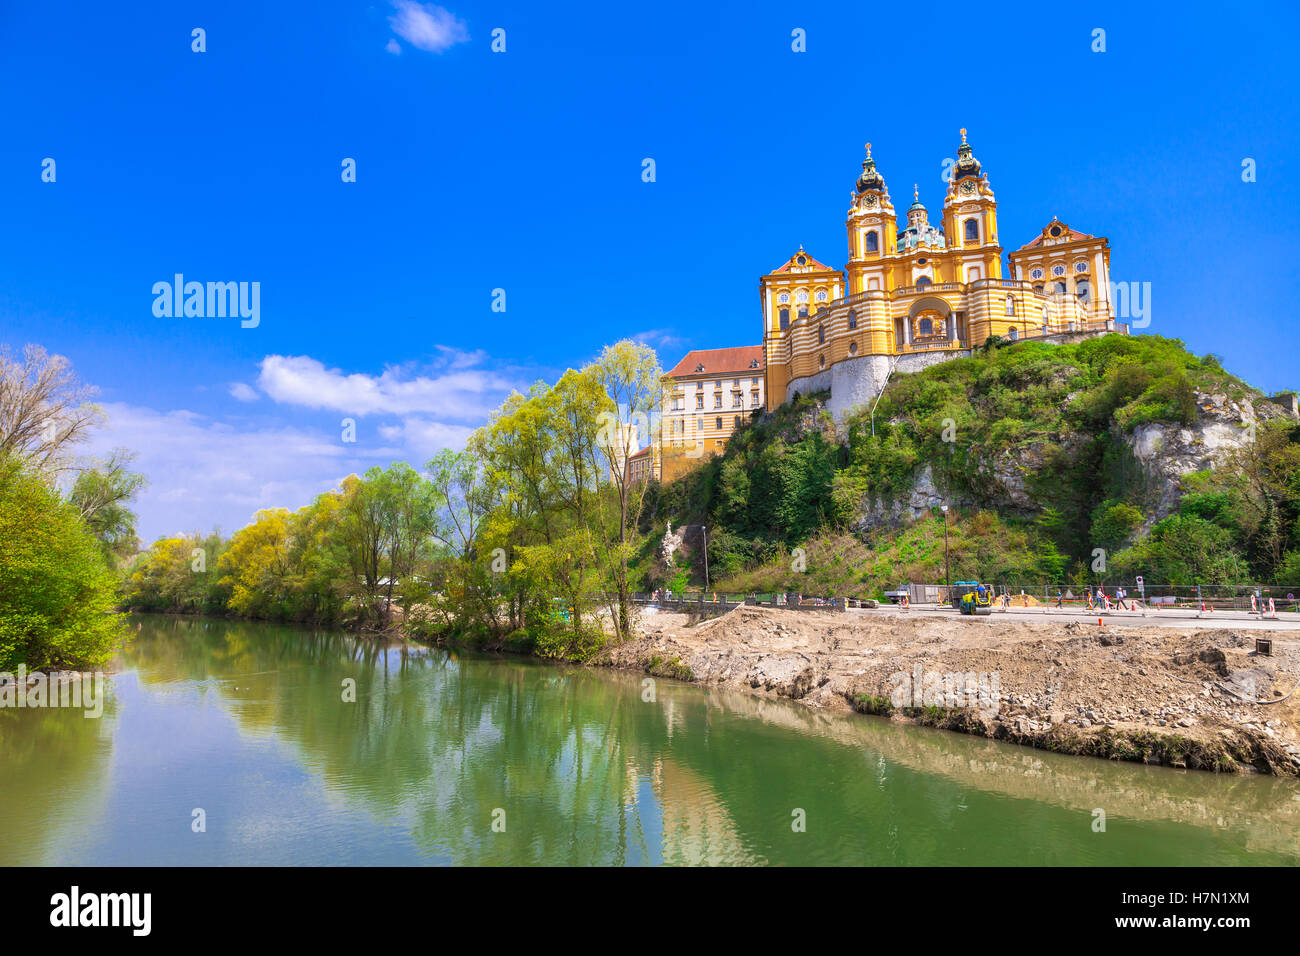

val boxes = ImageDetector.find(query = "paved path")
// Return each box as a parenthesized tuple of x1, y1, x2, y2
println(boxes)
(852, 603, 1300, 633)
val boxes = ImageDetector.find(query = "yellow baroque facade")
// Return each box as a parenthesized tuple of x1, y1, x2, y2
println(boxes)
(763, 130, 1124, 420)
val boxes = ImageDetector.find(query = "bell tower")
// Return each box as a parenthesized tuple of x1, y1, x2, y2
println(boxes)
(846, 143, 896, 296)
(942, 128, 1002, 282)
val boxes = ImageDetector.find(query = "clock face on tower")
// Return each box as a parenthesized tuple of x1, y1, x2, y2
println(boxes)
(863, 194, 877, 208)
(959, 180, 976, 196)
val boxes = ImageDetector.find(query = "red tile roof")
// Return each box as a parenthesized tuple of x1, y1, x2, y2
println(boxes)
(666, 346, 765, 379)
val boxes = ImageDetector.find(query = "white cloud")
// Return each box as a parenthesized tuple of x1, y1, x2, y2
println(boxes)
(86, 403, 404, 543)
(229, 382, 259, 402)
(378, 416, 475, 461)
(631, 328, 686, 352)
(385, 38, 402, 55)
(255, 352, 514, 419)
(388, 2, 469, 53)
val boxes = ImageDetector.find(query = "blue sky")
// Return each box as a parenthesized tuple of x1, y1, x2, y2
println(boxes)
(3, 0, 1298, 543)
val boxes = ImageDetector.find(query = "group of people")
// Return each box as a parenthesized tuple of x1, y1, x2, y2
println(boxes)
(1075, 585, 1140, 611)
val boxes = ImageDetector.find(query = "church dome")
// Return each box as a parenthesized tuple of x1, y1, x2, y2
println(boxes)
(906, 183, 928, 215)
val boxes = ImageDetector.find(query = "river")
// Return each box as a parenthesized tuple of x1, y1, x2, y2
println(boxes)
(1, 614, 1297, 865)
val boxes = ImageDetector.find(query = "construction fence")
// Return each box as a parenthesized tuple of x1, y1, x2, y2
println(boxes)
(905, 582, 1300, 615)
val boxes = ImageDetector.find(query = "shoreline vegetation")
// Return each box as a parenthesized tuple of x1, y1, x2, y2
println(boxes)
(7, 335, 1300, 774)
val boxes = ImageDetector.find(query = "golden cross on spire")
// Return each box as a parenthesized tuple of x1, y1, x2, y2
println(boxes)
(960, 127, 968, 144)
(864, 142, 872, 157)
(913, 183, 919, 201)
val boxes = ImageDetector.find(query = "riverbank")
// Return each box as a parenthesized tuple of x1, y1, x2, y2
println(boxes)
(598, 605, 1300, 776)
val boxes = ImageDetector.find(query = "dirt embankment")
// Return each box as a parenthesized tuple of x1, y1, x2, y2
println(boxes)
(599, 605, 1300, 775)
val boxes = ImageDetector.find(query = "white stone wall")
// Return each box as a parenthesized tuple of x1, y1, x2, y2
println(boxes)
(789, 348, 971, 421)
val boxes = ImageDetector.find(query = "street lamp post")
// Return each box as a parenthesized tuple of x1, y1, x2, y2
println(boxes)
(940, 504, 950, 606)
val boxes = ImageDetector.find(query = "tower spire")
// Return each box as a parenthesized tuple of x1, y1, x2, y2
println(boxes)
(855, 141, 885, 193)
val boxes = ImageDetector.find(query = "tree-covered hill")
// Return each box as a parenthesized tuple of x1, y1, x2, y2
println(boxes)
(640, 334, 1300, 595)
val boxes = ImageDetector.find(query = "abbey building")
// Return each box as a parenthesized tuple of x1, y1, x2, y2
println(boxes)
(761, 130, 1123, 420)
(647, 130, 1126, 482)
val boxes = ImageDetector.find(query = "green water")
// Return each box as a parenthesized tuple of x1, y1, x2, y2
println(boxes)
(2, 614, 1298, 865)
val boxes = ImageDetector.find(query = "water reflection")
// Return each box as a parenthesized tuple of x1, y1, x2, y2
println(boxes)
(0, 615, 1295, 866)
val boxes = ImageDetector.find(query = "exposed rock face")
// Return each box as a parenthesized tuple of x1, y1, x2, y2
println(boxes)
(854, 464, 948, 532)
(661, 522, 685, 567)
(1124, 390, 1277, 526)
(852, 386, 1289, 534)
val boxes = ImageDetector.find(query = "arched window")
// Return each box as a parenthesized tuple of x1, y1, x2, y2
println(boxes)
(1076, 279, 1091, 304)
(865, 231, 879, 252)
(919, 317, 933, 335)
(1007, 326, 1019, 341)
(1005, 295, 1016, 316)
(1033, 283, 1044, 293)
(964, 218, 979, 241)
(798, 306, 808, 318)
(1054, 281, 1067, 295)
(916, 276, 932, 288)
(848, 310, 858, 330)
(779, 307, 789, 330)
(818, 325, 825, 345)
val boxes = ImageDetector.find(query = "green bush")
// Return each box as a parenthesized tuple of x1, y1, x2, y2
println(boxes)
(0, 457, 126, 671)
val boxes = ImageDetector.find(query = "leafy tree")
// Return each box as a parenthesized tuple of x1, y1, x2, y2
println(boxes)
(0, 456, 124, 670)
(67, 450, 147, 564)
(0, 344, 104, 474)
(591, 342, 661, 640)
(1090, 499, 1143, 551)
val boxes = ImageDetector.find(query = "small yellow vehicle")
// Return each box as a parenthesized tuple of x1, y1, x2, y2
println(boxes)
(955, 581, 993, 616)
